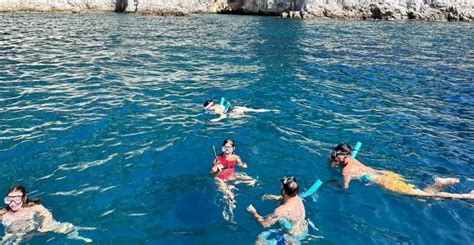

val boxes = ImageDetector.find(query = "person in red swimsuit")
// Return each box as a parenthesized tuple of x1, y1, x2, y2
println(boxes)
(211, 139, 245, 180)
(210, 139, 257, 222)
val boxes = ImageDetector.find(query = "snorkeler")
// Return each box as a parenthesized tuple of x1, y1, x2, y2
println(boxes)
(247, 176, 308, 244)
(203, 98, 276, 122)
(329, 143, 474, 199)
(0, 185, 93, 243)
(210, 139, 257, 222)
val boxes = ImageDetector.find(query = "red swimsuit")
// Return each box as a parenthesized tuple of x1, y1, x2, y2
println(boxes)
(215, 155, 236, 181)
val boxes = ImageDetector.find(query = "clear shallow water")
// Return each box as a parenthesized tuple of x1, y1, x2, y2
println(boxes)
(1, 13, 473, 244)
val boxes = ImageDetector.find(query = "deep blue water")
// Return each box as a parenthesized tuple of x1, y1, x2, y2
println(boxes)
(1, 13, 473, 244)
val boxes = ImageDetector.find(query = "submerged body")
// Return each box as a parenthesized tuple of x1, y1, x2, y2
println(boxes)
(203, 99, 275, 122)
(248, 177, 308, 244)
(210, 139, 257, 222)
(0, 185, 92, 244)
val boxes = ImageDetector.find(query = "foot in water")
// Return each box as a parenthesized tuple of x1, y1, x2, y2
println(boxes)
(434, 177, 460, 186)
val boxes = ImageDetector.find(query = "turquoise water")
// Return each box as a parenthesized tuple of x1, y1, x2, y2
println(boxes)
(1, 13, 473, 244)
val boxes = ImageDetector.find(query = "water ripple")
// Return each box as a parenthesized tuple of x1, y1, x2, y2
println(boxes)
(0, 13, 472, 244)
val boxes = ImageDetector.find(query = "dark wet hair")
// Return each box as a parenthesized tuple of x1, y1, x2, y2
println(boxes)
(4, 185, 41, 211)
(329, 143, 352, 168)
(281, 176, 299, 197)
(222, 138, 235, 147)
(203, 100, 214, 108)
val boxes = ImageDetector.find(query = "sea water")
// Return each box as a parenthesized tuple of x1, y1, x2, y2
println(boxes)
(0, 13, 473, 244)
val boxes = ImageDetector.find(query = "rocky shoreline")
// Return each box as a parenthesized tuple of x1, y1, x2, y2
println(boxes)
(0, 0, 472, 21)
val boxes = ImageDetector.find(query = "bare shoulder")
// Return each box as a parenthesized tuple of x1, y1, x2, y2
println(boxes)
(230, 154, 241, 161)
(341, 165, 352, 175)
(274, 204, 288, 216)
(31, 204, 48, 212)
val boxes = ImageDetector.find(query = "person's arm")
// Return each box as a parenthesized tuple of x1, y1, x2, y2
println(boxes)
(247, 205, 280, 228)
(236, 156, 247, 168)
(342, 174, 352, 189)
(0, 208, 6, 221)
(262, 194, 282, 201)
(33, 204, 55, 232)
(210, 113, 227, 122)
(210, 158, 223, 174)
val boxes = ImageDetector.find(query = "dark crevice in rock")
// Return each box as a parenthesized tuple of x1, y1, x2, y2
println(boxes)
(114, 0, 128, 12)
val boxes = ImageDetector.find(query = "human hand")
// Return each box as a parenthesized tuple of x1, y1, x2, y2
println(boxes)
(247, 204, 256, 214)
(262, 194, 279, 200)
(240, 162, 247, 168)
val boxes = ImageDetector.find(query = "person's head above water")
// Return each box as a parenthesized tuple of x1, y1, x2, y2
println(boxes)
(221, 138, 235, 155)
(280, 176, 299, 198)
(329, 143, 353, 168)
(3, 185, 41, 212)
(203, 100, 214, 110)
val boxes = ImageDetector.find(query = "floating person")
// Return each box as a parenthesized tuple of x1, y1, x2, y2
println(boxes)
(329, 143, 474, 199)
(247, 176, 308, 244)
(0, 185, 94, 243)
(203, 97, 276, 122)
(210, 139, 257, 222)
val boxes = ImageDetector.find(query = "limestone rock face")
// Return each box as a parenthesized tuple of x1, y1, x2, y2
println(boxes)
(0, 0, 472, 21)
(0, 0, 212, 15)
(0, 0, 113, 12)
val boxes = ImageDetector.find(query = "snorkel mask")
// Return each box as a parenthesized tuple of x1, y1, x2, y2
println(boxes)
(222, 146, 235, 154)
(4, 195, 23, 211)
(204, 101, 214, 111)
(329, 150, 350, 167)
(4, 196, 22, 205)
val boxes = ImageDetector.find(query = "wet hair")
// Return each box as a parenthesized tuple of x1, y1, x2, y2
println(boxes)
(4, 185, 41, 211)
(203, 100, 214, 108)
(281, 177, 299, 197)
(329, 143, 353, 168)
(222, 138, 235, 147)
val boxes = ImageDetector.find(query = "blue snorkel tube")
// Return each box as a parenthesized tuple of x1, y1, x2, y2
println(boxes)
(219, 97, 232, 114)
(351, 141, 362, 158)
(350, 142, 370, 181)
(280, 142, 363, 229)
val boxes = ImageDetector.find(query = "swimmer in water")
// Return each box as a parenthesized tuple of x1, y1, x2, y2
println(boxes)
(330, 143, 474, 199)
(210, 139, 257, 222)
(203, 99, 276, 122)
(247, 176, 308, 244)
(0, 185, 94, 243)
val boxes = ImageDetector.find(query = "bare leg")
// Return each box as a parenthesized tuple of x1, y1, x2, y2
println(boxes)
(233, 172, 257, 186)
(423, 177, 460, 193)
(232, 107, 278, 115)
(434, 190, 474, 199)
(408, 187, 474, 200)
(47, 221, 94, 243)
(215, 178, 236, 222)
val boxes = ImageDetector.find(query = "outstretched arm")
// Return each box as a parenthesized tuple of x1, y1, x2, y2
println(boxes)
(262, 194, 282, 201)
(211, 113, 227, 122)
(236, 156, 247, 168)
(33, 204, 54, 232)
(0, 208, 6, 221)
(247, 205, 280, 228)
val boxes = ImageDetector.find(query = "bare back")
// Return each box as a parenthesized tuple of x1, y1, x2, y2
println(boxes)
(275, 196, 307, 236)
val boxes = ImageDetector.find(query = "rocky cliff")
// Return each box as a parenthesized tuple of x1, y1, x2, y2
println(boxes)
(0, 0, 472, 21)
